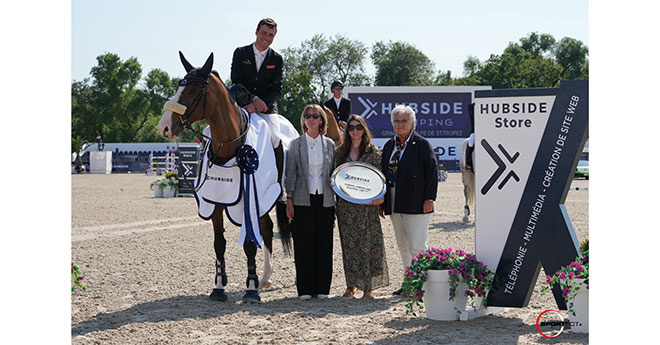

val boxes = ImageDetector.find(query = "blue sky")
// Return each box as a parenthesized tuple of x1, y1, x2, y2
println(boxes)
(72, 0, 589, 82)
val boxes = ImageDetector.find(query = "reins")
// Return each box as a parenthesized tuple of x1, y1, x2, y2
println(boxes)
(169, 73, 250, 195)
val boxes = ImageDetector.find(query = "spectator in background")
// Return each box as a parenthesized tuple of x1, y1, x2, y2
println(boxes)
(324, 80, 351, 130)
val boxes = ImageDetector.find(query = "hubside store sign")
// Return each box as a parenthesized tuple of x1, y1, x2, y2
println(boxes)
(345, 86, 491, 170)
(474, 80, 588, 309)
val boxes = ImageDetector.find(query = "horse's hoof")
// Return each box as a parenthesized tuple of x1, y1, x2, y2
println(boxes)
(258, 281, 273, 290)
(462, 216, 470, 224)
(209, 288, 228, 302)
(242, 290, 261, 303)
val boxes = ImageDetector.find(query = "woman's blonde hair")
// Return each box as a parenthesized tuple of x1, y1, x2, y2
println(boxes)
(300, 104, 328, 135)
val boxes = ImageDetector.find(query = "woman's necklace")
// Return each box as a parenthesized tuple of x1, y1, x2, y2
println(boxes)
(308, 132, 319, 150)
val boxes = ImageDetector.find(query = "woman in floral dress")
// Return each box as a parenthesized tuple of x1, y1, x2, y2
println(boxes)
(334, 115, 389, 298)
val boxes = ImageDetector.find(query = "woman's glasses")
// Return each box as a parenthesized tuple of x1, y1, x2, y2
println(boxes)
(347, 124, 364, 131)
(304, 113, 321, 119)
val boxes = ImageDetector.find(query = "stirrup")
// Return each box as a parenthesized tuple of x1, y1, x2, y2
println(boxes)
(215, 260, 228, 287)
(246, 265, 259, 289)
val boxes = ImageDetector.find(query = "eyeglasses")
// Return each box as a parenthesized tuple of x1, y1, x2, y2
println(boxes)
(333, 87, 343, 91)
(304, 113, 321, 119)
(393, 119, 409, 125)
(347, 124, 364, 131)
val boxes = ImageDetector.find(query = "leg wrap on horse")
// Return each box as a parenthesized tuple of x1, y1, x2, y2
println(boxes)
(246, 264, 259, 290)
(213, 229, 228, 288)
(244, 241, 259, 289)
(215, 259, 228, 287)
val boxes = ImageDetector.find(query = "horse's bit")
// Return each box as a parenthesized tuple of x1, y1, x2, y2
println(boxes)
(163, 74, 250, 158)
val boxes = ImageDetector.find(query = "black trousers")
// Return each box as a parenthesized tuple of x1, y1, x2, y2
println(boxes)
(292, 194, 334, 296)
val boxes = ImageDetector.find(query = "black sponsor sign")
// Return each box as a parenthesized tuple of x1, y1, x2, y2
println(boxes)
(176, 143, 201, 196)
(476, 80, 588, 309)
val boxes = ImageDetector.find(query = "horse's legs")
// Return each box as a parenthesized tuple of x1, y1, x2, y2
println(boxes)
(242, 240, 261, 303)
(462, 171, 471, 224)
(259, 215, 274, 289)
(209, 207, 228, 301)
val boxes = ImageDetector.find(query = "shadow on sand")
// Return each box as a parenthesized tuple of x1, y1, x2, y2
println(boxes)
(428, 221, 473, 232)
(72, 292, 398, 336)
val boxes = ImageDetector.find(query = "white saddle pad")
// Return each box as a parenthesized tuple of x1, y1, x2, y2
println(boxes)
(194, 111, 283, 247)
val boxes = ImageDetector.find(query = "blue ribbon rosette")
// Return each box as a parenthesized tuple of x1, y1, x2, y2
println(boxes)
(236, 144, 261, 247)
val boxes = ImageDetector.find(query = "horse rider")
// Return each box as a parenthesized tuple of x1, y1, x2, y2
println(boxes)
(230, 17, 284, 150)
(323, 80, 352, 130)
(465, 103, 475, 172)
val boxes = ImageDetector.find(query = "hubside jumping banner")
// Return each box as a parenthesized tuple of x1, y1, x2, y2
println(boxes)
(474, 80, 588, 309)
(345, 86, 491, 170)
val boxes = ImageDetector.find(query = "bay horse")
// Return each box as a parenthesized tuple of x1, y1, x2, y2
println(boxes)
(323, 105, 343, 147)
(459, 137, 475, 224)
(157, 52, 292, 303)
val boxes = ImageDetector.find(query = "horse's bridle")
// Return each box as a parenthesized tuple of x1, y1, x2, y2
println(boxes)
(164, 73, 250, 162)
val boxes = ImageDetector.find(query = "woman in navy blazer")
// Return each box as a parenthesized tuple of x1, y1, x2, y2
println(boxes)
(379, 104, 438, 295)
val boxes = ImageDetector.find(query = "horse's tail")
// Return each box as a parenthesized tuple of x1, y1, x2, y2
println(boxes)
(275, 202, 293, 256)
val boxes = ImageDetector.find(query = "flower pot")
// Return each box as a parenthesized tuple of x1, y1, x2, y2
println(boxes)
(569, 278, 588, 333)
(422, 270, 469, 320)
(163, 185, 176, 198)
(153, 187, 163, 198)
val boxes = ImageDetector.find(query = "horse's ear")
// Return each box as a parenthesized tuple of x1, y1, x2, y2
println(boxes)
(201, 53, 214, 75)
(179, 51, 194, 73)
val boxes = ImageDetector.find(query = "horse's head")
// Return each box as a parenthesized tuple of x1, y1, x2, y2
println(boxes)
(157, 51, 214, 139)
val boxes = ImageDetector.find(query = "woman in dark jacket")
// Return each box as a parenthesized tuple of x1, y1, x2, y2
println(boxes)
(379, 104, 438, 295)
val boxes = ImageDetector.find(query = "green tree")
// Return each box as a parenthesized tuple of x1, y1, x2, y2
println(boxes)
(282, 34, 369, 104)
(455, 32, 587, 89)
(324, 35, 370, 87)
(72, 53, 178, 146)
(278, 68, 315, 133)
(371, 41, 436, 86)
(554, 37, 589, 80)
(132, 69, 178, 142)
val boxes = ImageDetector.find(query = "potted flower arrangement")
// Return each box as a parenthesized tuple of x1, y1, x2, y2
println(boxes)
(149, 172, 179, 198)
(401, 248, 494, 319)
(163, 172, 179, 197)
(71, 261, 86, 292)
(542, 239, 589, 333)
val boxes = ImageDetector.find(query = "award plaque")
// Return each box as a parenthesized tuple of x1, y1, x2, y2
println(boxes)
(331, 162, 386, 204)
